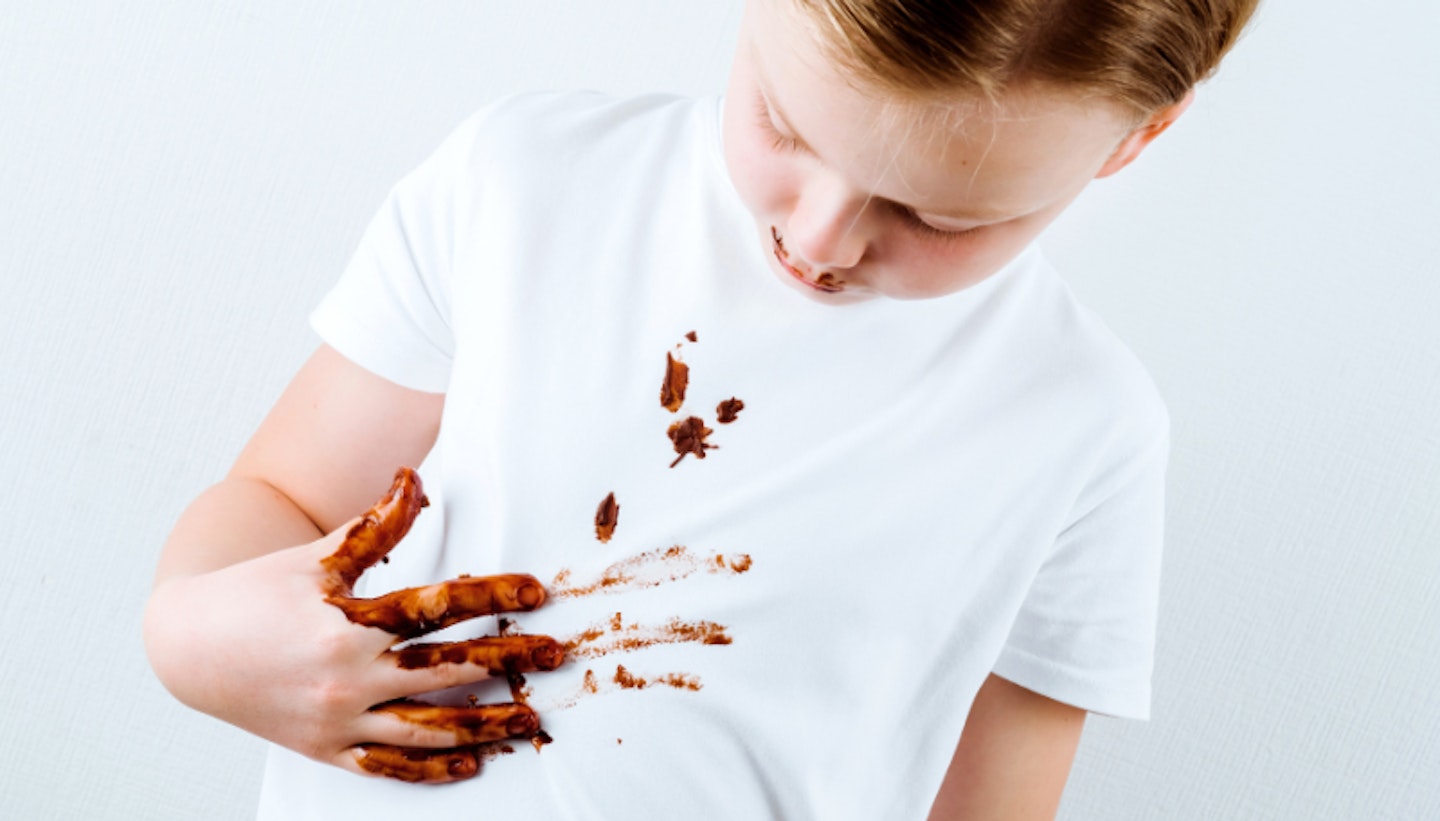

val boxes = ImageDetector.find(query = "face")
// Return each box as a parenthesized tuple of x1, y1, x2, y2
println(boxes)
(722, 0, 1180, 303)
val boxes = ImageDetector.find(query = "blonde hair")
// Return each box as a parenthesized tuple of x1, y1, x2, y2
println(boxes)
(790, 0, 1260, 114)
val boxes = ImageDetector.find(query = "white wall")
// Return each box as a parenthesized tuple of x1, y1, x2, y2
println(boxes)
(1, 1, 1434, 818)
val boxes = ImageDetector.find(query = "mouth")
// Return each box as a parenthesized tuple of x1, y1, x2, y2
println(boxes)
(771, 227, 845, 293)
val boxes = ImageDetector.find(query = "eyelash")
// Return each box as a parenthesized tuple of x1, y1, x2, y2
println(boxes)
(754, 96, 802, 153)
(891, 205, 982, 241)
(754, 94, 981, 242)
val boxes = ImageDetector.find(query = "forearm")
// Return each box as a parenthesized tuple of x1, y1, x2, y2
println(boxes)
(152, 475, 323, 587)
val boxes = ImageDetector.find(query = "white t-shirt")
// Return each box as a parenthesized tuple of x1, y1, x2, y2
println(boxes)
(259, 91, 1167, 820)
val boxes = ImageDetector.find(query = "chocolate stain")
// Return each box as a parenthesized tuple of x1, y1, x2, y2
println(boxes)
(549, 545, 753, 599)
(667, 416, 716, 467)
(542, 664, 705, 712)
(685, 331, 698, 343)
(563, 612, 732, 660)
(614, 664, 702, 692)
(715, 397, 745, 424)
(661, 352, 689, 412)
(595, 492, 620, 543)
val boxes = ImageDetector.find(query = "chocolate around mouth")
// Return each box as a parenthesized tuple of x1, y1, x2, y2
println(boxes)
(770, 226, 845, 293)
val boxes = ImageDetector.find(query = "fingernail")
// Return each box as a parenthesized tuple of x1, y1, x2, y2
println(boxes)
(531, 639, 565, 671)
(506, 711, 540, 735)
(447, 752, 479, 778)
(516, 581, 545, 609)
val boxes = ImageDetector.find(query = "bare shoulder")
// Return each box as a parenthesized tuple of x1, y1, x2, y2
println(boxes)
(928, 674, 1087, 821)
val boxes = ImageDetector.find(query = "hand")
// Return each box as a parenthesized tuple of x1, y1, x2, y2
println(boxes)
(145, 468, 563, 783)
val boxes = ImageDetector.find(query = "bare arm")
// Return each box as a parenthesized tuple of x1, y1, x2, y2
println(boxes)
(928, 674, 1086, 821)
(144, 344, 557, 782)
(152, 343, 444, 585)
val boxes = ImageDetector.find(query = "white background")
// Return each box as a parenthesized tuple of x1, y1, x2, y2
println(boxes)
(1, 1, 1436, 818)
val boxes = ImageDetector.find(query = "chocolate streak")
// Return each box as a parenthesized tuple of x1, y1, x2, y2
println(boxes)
(549, 545, 753, 600)
(564, 612, 732, 660)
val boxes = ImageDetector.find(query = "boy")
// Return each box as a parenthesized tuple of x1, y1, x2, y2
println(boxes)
(145, 0, 1257, 817)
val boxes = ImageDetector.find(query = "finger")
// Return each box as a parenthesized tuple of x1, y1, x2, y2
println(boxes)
(392, 635, 565, 673)
(320, 467, 429, 592)
(330, 574, 547, 639)
(345, 744, 480, 784)
(366, 699, 540, 746)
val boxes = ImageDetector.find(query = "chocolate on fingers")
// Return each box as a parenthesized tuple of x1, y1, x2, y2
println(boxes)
(319, 468, 550, 638)
(351, 744, 481, 784)
(394, 634, 564, 673)
(370, 699, 540, 745)
(321, 467, 430, 592)
(332, 574, 548, 639)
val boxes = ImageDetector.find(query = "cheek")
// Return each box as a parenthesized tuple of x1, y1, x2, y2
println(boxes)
(723, 134, 796, 215)
(883, 227, 1034, 299)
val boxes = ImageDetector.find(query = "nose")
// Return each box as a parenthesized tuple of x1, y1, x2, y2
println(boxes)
(784, 175, 869, 270)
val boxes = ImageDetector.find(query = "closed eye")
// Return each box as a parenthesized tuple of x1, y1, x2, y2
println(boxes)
(887, 202, 983, 241)
(754, 94, 803, 153)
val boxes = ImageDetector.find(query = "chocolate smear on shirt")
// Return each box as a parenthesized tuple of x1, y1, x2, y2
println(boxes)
(715, 397, 744, 424)
(661, 352, 689, 412)
(549, 545, 752, 599)
(541, 664, 704, 711)
(563, 612, 732, 659)
(685, 330, 698, 343)
(667, 416, 716, 467)
(614, 664, 702, 692)
(594, 492, 619, 543)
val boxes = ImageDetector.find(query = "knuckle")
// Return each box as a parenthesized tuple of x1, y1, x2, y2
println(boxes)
(423, 661, 468, 691)
(396, 720, 448, 748)
(309, 676, 356, 716)
(312, 625, 355, 665)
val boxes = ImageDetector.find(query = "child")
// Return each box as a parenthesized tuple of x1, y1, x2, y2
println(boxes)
(145, 0, 1257, 817)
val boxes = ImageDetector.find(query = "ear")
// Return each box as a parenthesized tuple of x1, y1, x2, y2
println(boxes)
(1095, 90, 1195, 178)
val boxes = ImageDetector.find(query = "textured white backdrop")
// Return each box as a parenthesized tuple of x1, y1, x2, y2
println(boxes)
(1, 1, 1436, 818)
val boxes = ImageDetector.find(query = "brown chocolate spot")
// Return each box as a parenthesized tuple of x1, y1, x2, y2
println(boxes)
(531, 729, 554, 753)
(667, 416, 716, 467)
(594, 492, 619, 543)
(716, 397, 745, 424)
(506, 671, 528, 704)
(661, 352, 689, 412)
(685, 330, 698, 342)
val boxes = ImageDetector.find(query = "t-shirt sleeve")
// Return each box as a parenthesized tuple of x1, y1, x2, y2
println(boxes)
(309, 112, 487, 393)
(992, 419, 1169, 720)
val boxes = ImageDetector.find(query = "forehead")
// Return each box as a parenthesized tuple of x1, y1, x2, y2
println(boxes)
(746, 0, 1130, 220)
